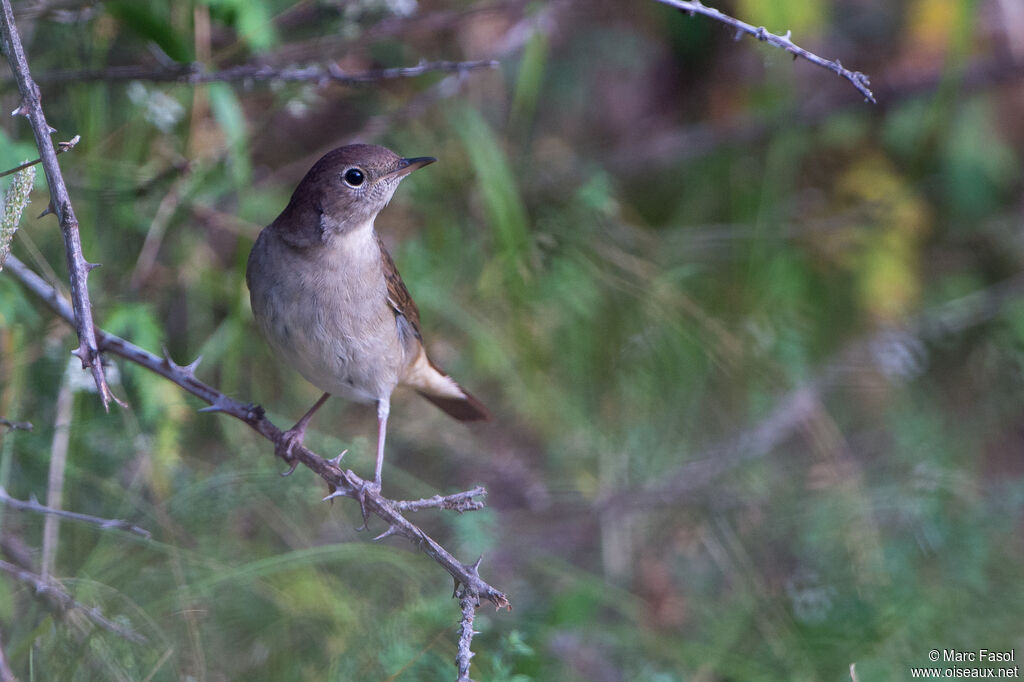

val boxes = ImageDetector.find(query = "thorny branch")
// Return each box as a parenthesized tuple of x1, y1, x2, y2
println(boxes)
(0, 1, 120, 410)
(0, 486, 152, 539)
(456, 587, 480, 682)
(656, 0, 876, 103)
(394, 487, 488, 513)
(3, 254, 507, 679)
(25, 59, 499, 87)
(0, 559, 147, 644)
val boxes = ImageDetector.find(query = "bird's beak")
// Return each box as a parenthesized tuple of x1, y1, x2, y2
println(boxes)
(383, 156, 436, 180)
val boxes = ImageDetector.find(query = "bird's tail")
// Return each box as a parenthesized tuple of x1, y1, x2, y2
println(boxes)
(403, 349, 490, 422)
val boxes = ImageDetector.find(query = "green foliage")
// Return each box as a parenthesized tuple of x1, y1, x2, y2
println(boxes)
(104, 1, 193, 63)
(207, 0, 278, 51)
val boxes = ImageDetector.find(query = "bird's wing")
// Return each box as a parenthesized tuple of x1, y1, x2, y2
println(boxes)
(377, 233, 422, 339)
(377, 234, 490, 422)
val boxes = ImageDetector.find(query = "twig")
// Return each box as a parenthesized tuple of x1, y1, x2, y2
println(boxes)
(655, 0, 875, 103)
(0, 628, 14, 682)
(0, 135, 79, 178)
(456, 586, 480, 682)
(0, 1, 120, 410)
(41, 366, 73, 579)
(3, 255, 510, 645)
(0, 487, 151, 539)
(0, 419, 31, 432)
(604, 272, 1024, 510)
(0, 558, 147, 644)
(26, 59, 499, 87)
(394, 487, 488, 513)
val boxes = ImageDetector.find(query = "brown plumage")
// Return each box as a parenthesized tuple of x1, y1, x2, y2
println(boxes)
(246, 144, 489, 486)
(377, 232, 489, 422)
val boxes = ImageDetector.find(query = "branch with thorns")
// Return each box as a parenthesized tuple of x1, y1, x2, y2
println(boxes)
(0, 0, 120, 409)
(0, 486, 151, 539)
(656, 0, 876, 103)
(22, 59, 499, 87)
(0, 559, 147, 644)
(3, 254, 508, 681)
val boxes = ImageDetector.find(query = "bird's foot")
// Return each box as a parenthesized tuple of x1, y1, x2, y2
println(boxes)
(275, 427, 306, 476)
(354, 477, 382, 531)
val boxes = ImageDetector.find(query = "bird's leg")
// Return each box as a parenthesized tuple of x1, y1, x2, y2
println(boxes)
(372, 398, 390, 490)
(277, 392, 330, 476)
(353, 398, 389, 529)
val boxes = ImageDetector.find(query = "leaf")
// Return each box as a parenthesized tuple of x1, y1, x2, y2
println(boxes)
(451, 106, 531, 283)
(207, 0, 277, 51)
(106, 1, 192, 63)
(208, 82, 251, 187)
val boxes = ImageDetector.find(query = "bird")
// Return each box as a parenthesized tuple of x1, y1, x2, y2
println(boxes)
(246, 143, 489, 489)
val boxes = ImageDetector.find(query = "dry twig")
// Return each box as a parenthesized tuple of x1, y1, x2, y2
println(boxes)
(0, 628, 13, 682)
(656, 0, 876, 103)
(0, 559, 147, 644)
(603, 272, 1024, 510)
(27, 59, 499, 87)
(456, 586, 480, 682)
(0, 135, 79, 178)
(394, 488, 488, 513)
(0, 2, 120, 409)
(0, 486, 151, 539)
(0, 418, 31, 432)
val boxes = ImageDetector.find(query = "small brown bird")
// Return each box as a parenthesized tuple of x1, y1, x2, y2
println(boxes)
(247, 144, 489, 487)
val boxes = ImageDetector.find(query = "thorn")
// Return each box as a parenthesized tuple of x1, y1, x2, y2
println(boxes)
(47, 125, 57, 134)
(29, 493, 39, 505)
(85, 261, 102, 272)
(734, 28, 743, 41)
(467, 555, 484, 575)
(197, 402, 227, 414)
(452, 577, 461, 599)
(327, 449, 348, 467)
(183, 355, 202, 376)
(37, 202, 55, 218)
(10, 103, 27, 117)
(372, 524, 401, 541)
(322, 489, 347, 502)
(354, 485, 371, 531)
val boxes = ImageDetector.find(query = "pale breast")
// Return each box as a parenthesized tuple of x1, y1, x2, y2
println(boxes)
(248, 224, 408, 404)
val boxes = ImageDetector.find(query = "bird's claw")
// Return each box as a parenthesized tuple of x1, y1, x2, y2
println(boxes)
(275, 429, 304, 476)
(353, 478, 380, 531)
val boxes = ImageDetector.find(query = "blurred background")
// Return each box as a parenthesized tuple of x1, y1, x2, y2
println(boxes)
(2, 0, 1024, 679)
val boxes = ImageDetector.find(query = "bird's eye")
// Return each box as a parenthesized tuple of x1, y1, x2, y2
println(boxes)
(343, 168, 365, 187)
